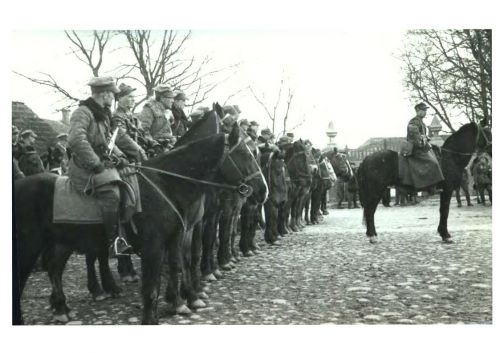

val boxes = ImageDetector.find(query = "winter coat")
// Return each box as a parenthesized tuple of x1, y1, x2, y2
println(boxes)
(138, 99, 173, 141)
(67, 98, 140, 193)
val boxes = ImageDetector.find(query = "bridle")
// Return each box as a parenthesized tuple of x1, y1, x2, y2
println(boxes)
(220, 135, 263, 194)
(123, 132, 264, 231)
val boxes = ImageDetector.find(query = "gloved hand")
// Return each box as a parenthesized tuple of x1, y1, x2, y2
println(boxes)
(113, 156, 129, 168)
(93, 162, 105, 174)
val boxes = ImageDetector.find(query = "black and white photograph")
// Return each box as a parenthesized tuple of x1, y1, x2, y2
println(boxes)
(3, 1, 498, 352)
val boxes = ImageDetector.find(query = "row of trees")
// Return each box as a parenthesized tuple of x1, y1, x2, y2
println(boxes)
(15, 30, 240, 114)
(401, 29, 491, 132)
(15, 30, 298, 136)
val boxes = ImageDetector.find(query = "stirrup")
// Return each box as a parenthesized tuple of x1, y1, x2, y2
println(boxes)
(111, 236, 133, 257)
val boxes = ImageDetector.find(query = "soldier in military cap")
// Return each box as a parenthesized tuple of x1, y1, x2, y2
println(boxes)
(138, 83, 176, 152)
(170, 89, 192, 138)
(189, 106, 209, 125)
(239, 119, 250, 131)
(12, 125, 25, 180)
(112, 82, 147, 160)
(247, 120, 259, 141)
(67, 76, 143, 256)
(401, 102, 444, 194)
(15, 129, 45, 176)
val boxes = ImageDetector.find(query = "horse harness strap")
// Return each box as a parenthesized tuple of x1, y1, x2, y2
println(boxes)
(135, 170, 186, 232)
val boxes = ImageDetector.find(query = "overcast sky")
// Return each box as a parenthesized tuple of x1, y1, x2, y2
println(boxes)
(11, 30, 423, 149)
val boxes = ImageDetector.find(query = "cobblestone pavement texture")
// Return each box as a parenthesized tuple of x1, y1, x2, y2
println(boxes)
(21, 198, 492, 325)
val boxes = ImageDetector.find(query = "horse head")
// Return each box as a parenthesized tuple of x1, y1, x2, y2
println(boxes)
(220, 122, 268, 203)
(477, 124, 492, 157)
(286, 140, 311, 181)
(329, 152, 353, 182)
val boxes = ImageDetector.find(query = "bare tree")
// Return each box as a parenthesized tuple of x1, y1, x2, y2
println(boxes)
(401, 29, 492, 130)
(249, 73, 295, 134)
(14, 30, 113, 110)
(118, 30, 239, 111)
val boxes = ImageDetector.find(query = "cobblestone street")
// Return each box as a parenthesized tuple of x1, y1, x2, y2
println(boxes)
(21, 198, 492, 325)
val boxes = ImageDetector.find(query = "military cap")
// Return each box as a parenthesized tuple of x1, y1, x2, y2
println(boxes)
(173, 89, 188, 101)
(261, 128, 272, 136)
(414, 102, 429, 111)
(115, 83, 136, 100)
(20, 129, 37, 138)
(239, 118, 250, 128)
(286, 132, 294, 139)
(233, 105, 242, 114)
(277, 136, 292, 146)
(249, 120, 259, 127)
(56, 133, 68, 139)
(222, 105, 239, 116)
(88, 76, 119, 94)
(190, 106, 209, 117)
(153, 84, 175, 98)
(12, 125, 20, 134)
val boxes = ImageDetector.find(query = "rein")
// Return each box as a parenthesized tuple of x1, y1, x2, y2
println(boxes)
(441, 123, 492, 156)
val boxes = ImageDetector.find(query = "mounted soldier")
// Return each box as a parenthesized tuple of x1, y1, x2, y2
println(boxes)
(170, 89, 192, 138)
(112, 82, 147, 160)
(15, 129, 45, 176)
(400, 102, 444, 194)
(12, 125, 25, 180)
(67, 76, 143, 256)
(138, 84, 176, 153)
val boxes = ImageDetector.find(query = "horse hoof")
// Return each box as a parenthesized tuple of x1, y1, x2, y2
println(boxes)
(442, 238, 454, 244)
(197, 291, 209, 300)
(204, 273, 217, 282)
(191, 299, 207, 309)
(202, 285, 210, 293)
(131, 275, 140, 283)
(229, 262, 237, 269)
(94, 294, 107, 302)
(220, 263, 232, 271)
(176, 304, 192, 316)
(243, 251, 253, 257)
(213, 270, 223, 279)
(121, 275, 133, 283)
(271, 240, 281, 246)
(369, 237, 378, 244)
(54, 313, 70, 323)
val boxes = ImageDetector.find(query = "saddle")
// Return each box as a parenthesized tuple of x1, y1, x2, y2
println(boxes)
(53, 167, 141, 224)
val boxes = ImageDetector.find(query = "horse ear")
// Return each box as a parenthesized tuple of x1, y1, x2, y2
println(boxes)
(228, 121, 240, 146)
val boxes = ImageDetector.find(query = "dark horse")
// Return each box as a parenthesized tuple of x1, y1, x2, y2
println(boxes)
(14, 130, 233, 324)
(357, 123, 491, 243)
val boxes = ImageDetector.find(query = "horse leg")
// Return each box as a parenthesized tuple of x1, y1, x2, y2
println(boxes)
(141, 233, 165, 325)
(479, 186, 486, 205)
(117, 255, 138, 283)
(47, 244, 73, 323)
(269, 201, 280, 244)
(263, 201, 273, 244)
(85, 254, 106, 301)
(97, 251, 122, 298)
(455, 188, 462, 207)
(364, 187, 385, 243)
(181, 227, 204, 311)
(191, 222, 208, 300)
(437, 187, 454, 242)
(201, 213, 218, 281)
(304, 193, 311, 225)
(239, 203, 251, 256)
(217, 204, 233, 271)
(249, 206, 260, 252)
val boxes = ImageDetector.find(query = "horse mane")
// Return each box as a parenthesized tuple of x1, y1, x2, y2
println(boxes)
(144, 134, 226, 180)
(173, 108, 220, 148)
(442, 122, 478, 151)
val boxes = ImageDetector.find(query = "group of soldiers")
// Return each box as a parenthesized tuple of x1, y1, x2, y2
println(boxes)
(12, 76, 336, 257)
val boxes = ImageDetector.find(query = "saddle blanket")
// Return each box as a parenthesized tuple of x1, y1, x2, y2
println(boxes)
(53, 177, 103, 224)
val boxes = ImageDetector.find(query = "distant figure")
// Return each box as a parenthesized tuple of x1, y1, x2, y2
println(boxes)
(171, 89, 192, 138)
(472, 153, 492, 205)
(15, 129, 45, 176)
(12, 125, 25, 180)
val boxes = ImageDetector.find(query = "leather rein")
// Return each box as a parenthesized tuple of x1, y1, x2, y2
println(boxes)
(441, 123, 492, 156)
(124, 135, 263, 231)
